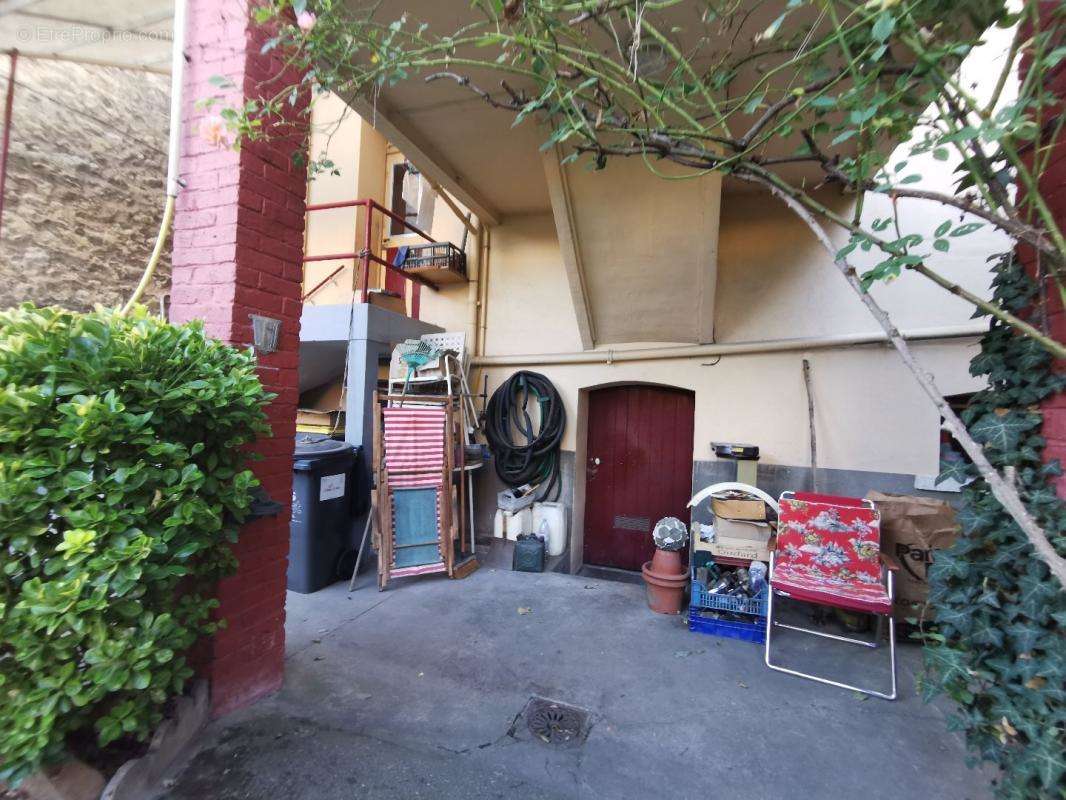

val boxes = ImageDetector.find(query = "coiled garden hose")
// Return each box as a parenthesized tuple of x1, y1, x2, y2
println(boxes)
(484, 371, 565, 501)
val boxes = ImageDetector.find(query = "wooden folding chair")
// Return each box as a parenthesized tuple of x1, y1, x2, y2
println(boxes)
(376, 399, 454, 590)
(764, 492, 900, 700)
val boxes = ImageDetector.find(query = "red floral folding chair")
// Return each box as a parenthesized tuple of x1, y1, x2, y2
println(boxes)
(764, 492, 900, 700)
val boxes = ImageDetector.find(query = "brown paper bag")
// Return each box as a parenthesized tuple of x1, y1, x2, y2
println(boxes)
(866, 491, 958, 612)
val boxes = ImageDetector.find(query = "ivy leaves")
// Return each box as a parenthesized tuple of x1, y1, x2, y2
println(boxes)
(924, 257, 1066, 799)
(969, 410, 1041, 454)
(0, 306, 270, 782)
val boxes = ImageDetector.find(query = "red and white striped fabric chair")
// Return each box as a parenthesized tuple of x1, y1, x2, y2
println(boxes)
(764, 492, 900, 700)
(383, 406, 446, 489)
(380, 406, 450, 583)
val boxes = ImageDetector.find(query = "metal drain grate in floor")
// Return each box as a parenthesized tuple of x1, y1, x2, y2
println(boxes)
(524, 697, 590, 746)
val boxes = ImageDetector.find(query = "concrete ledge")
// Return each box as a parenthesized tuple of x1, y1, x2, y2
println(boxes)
(15, 760, 105, 800)
(100, 682, 209, 800)
(299, 303, 442, 344)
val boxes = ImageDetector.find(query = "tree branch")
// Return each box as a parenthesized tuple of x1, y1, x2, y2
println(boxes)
(885, 187, 1061, 264)
(424, 72, 524, 110)
(426, 70, 1066, 357)
(740, 171, 1066, 589)
(792, 127, 1060, 262)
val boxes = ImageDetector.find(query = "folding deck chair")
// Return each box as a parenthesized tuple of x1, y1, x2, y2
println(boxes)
(764, 492, 899, 700)
(376, 403, 454, 590)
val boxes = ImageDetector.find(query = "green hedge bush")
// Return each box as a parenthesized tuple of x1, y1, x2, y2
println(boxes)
(0, 306, 271, 782)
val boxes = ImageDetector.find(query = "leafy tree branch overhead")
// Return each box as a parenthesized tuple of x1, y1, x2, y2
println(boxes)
(244, 0, 1065, 351)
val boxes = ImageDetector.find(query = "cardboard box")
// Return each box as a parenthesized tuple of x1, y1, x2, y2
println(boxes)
(367, 289, 406, 315)
(713, 517, 771, 543)
(692, 518, 772, 562)
(711, 497, 767, 522)
(708, 536, 772, 563)
(300, 378, 345, 410)
(297, 378, 346, 434)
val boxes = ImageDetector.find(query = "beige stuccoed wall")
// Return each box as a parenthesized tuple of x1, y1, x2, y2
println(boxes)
(715, 187, 999, 341)
(475, 341, 978, 476)
(475, 187, 1000, 360)
(561, 157, 721, 344)
(303, 94, 389, 306)
(300, 103, 1000, 480)
(481, 213, 587, 356)
(460, 188, 998, 478)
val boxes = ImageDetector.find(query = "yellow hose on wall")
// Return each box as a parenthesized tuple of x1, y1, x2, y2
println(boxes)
(120, 193, 175, 317)
(119, 0, 187, 318)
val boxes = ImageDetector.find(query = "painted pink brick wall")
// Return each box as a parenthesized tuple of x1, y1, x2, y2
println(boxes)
(1018, 5, 1066, 498)
(169, 0, 307, 716)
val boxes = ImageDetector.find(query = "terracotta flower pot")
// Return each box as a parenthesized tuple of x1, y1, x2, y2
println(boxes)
(641, 548, 688, 614)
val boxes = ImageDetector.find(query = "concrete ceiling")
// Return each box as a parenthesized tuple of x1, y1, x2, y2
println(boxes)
(341, 1, 853, 216)
(0, 0, 173, 73)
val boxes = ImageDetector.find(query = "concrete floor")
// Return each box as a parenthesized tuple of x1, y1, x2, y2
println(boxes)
(160, 552, 992, 800)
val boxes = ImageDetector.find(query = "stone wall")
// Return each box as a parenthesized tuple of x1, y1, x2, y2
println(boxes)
(0, 59, 170, 311)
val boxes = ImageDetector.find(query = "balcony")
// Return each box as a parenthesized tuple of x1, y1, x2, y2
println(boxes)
(302, 198, 467, 313)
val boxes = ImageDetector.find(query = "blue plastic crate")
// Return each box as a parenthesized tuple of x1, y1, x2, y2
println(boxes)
(690, 577, 767, 617)
(688, 607, 767, 644)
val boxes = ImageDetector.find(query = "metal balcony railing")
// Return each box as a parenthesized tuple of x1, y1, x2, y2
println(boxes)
(301, 198, 440, 304)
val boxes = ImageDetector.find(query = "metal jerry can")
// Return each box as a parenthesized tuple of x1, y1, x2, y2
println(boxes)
(512, 533, 546, 573)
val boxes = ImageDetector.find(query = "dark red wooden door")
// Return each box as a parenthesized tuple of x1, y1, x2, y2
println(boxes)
(583, 385, 695, 571)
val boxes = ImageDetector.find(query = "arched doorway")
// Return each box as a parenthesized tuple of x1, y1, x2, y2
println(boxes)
(582, 384, 695, 572)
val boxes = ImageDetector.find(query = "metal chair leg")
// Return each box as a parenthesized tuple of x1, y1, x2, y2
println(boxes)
(765, 582, 897, 700)
(763, 578, 776, 668)
(886, 608, 897, 701)
(347, 504, 374, 592)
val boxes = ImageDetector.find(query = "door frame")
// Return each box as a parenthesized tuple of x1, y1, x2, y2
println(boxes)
(571, 381, 696, 574)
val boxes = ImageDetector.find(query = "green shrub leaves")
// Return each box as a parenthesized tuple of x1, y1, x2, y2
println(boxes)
(0, 305, 271, 782)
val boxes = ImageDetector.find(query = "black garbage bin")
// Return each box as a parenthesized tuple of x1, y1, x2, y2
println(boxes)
(288, 434, 358, 594)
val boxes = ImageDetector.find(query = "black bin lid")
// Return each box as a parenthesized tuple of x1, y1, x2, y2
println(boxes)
(294, 434, 355, 459)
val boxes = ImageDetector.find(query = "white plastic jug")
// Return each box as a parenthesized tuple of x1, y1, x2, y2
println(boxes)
(532, 501, 566, 556)
(504, 508, 532, 541)
(493, 508, 506, 539)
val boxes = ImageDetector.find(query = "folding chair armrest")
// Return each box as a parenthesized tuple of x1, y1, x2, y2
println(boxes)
(880, 551, 901, 572)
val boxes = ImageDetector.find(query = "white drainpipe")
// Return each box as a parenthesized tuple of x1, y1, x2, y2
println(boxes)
(470, 323, 986, 367)
(121, 0, 187, 315)
(165, 0, 188, 199)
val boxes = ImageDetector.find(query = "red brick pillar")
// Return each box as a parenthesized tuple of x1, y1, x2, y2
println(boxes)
(1018, 10, 1066, 498)
(169, 0, 307, 715)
